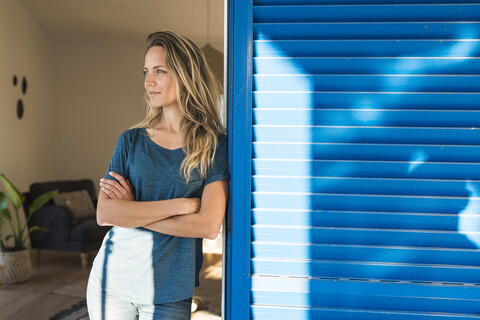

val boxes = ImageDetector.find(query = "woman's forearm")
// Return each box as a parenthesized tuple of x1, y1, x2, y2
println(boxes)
(96, 193, 200, 228)
(143, 180, 228, 239)
(143, 211, 221, 240)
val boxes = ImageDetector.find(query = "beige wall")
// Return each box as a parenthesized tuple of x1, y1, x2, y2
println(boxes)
(0, 1, 57, 190)
(55, 40, 147, 186)
(0, 1, 57, 245)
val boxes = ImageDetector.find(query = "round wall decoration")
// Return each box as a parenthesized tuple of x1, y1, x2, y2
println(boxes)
(17, 99, 24, 119)
(13, 75, 27, 119)
(21, 77, 27, 95)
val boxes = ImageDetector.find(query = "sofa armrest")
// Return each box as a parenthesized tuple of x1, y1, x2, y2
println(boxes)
(29, 205, 73, 241)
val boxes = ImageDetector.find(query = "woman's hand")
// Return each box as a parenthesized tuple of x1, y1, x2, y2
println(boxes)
(176, 198, 201, 215)
(100, 172, 135, 201)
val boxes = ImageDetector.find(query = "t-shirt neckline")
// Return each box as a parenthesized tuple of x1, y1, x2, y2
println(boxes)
(142, 128, 184, 152)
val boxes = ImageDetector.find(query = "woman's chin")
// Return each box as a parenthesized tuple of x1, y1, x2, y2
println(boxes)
(149, 102, 162, 108)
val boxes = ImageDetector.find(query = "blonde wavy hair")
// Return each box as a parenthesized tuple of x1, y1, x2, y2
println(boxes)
(132, 30, 225, 181)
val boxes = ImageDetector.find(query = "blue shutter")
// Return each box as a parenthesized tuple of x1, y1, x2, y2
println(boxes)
(227, 1, 480, 319)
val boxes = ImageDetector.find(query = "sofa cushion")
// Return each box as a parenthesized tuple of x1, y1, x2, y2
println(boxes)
(53, 190, 95, 224)
(30, 179, 97, 204)
(70, 219, 109, 242)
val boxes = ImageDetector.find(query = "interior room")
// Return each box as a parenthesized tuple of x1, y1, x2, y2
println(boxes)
(0, 0, 225, 319)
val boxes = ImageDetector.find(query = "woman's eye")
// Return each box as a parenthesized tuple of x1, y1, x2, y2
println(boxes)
(156, 69, 166, 74)
(143, 70, 148, 76)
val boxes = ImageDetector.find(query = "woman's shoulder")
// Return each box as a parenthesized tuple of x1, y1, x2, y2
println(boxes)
(116, 127, 146, 146)
(120, 127, 146, 139)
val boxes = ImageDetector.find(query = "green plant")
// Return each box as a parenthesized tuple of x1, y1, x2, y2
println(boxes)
(0, 174, 58, 251)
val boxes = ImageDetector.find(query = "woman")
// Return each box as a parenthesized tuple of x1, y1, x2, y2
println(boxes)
(86, 30, 229, 320)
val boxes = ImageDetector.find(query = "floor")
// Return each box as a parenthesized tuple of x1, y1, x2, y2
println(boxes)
(0, 250, 222, 320)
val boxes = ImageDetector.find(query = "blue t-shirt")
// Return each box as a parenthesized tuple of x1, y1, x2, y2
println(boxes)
(90, 128, 229, 304)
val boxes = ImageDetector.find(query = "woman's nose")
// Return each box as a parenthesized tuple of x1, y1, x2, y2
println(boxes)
(144, 74, 155, 87)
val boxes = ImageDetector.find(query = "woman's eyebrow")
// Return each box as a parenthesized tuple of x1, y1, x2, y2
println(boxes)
(144, 65, 167, 69)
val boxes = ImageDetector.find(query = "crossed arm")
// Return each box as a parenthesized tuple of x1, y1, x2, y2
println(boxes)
(96, 172, 228, 240)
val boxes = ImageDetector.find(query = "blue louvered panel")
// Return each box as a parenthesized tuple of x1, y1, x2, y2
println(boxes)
(253, 291, 479, 319)
(254, 58, 480, 75)
(255, 22, 480, 40)
(254, 92, 480, 109)
(253, 277, 480, 300)
(251, 225, 479, 247)
(254, 126, 480, 144)
(256, 0, 480, 4)
(252, 243, 480, 265)
(254, 109, 480, 127)
(252, 210, 470, 230)
(254, 4, 480, 22)
(252, 176, 480, 196)
(253, 143, 480, 161)
(254, 75, 480, 92)
(255, 40, 480, 57)
(251, 278, 480, 319)
(251, 307, 480, 320)
(250, 0, 480, 319)
(251, 259, 480, 283)
(252, 193, 474, 213)
(252, 159, 480, 179)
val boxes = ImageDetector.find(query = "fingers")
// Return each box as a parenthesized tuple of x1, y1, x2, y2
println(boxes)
(100, 172, 135, 201)
(100, 178, 124, 199)
(100, 186, 116, 199)
(191, 198, 201, 213)
(195, 198, 201, 212)
(109, 172, 132, 194)
(178, 198, 202, 215)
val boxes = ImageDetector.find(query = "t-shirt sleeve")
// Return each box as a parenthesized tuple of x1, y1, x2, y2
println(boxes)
(204, 135, 230, 186)
(104, 131, 131, 182)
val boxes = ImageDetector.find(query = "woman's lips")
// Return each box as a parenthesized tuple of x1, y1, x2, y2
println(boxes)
(149, 91, 160, 97)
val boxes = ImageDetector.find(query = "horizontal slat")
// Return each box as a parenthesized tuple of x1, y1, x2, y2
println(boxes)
(253, 109, 480, 127)
(253, 126, 480, 145)
(255, 22, 480, 40)
(252, 143, 480, 162)
(252, 192, 474, 214)
(251, 243, 480, 266)
(252, 159, 480, 180)
(251, 258, 480, 283)
(254, 40, 480, 57)
(252, 225, 478, 249)
(254, 75, 480, 92)
(253, 92, 480, 109)
(255, 0, 480, 4)
(252, 291, 480, 316)
(254, 5, 480, 23)
(251, 305, 480, 320)
(252, 176, 477, 197)
(251, 209, 473, 231)
(254, 57, 480, 75)
(251, 277, 480, 300)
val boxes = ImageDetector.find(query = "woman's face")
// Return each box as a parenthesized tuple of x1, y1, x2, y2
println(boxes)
(143, 46, 177, 108)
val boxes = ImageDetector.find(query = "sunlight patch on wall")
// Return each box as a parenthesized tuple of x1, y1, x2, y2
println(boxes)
(458, 181, 480, 248)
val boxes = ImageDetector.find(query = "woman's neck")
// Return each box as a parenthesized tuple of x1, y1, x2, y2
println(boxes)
(158, 105, 184, 133)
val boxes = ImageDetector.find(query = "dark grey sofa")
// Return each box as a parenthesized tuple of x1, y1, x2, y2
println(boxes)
(23, 179, 110, 269)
